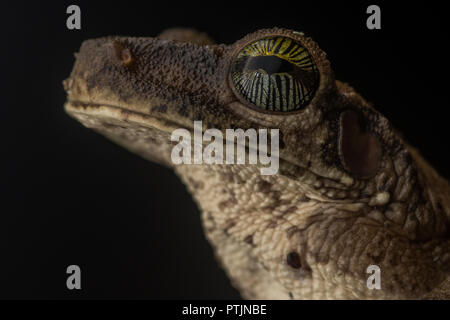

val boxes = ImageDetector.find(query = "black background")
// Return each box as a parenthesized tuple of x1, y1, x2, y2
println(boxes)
(0, 1, 448, 299)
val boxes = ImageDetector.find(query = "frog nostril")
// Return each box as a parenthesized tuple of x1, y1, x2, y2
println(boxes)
(112, 40, 134, 67)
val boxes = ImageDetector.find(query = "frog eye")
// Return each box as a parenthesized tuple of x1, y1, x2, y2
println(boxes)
(230, 36, 320, 112)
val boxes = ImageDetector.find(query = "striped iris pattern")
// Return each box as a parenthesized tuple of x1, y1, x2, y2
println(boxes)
(230, 36, 319, 112)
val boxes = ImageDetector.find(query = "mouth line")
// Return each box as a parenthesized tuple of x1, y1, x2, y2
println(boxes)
(64, 99, 189, 133)
(65, 98, 285, 160)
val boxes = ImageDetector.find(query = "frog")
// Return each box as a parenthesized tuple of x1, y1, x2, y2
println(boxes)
(63, 27, 450, 299)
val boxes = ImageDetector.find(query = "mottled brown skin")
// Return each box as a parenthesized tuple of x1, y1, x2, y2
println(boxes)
(63, 28, 450, 299)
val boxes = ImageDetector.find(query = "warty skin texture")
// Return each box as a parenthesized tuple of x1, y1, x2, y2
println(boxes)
(63, 28, 450, 299)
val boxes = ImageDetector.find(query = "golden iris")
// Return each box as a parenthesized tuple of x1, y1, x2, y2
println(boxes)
(230, 36, 319, 112)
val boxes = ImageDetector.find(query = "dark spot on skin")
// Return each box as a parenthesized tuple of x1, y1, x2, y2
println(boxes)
(244, 235, 254, 245)
(256, 180, 272, 193)
(287, 251, 302, 269)
(112, 40, 134, 67)
(272, 191, 281, 202)
(289, 292, 294, 299)
(187, 177, 204, 191)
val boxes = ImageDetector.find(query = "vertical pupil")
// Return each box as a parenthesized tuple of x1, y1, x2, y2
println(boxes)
(230, 36, 320, 112)
(244, 55, 293, 75)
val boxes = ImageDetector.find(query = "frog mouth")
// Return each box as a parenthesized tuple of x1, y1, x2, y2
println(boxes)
(64, 100, 190, 134)
(65, 99, 277, 161)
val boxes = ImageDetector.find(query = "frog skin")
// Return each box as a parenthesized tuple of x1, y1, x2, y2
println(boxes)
(63, 28, 450, 299)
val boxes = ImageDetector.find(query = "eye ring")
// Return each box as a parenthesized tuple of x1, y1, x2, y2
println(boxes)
(228, 35, 320, 114)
